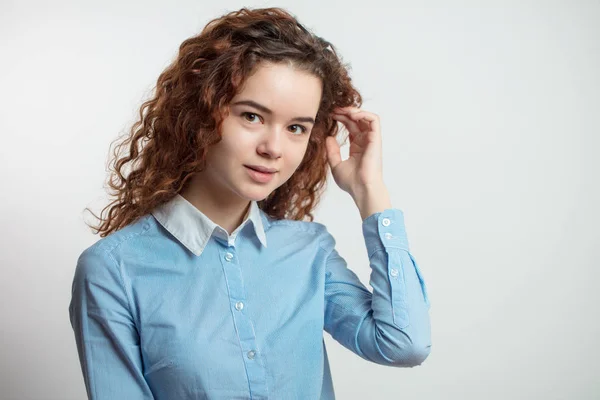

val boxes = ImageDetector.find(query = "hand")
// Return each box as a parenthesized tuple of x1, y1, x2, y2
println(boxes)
(326, 106, 385, 198)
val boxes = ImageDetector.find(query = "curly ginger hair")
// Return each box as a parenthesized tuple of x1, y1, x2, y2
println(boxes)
(86, 7, 362, 237)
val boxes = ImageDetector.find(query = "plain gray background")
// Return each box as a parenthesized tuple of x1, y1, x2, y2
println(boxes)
(1, 1, 598, 399)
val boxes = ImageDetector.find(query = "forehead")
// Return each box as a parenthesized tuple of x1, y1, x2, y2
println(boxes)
(232, 62, 322, 116)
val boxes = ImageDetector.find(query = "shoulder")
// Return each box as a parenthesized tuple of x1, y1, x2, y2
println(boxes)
(267, 217, 335, 250)
(89, 215, 154, 255)
(74, 215, 155, 280)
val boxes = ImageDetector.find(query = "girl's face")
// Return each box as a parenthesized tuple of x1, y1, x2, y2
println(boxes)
(201, 61, 322, 203)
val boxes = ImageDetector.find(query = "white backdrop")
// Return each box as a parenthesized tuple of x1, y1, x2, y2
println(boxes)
(1, 1, 598, 399)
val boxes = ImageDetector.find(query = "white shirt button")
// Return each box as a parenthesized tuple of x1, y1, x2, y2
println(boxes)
(390, 268, 399, 277)
(384, 232, 393, 240)
(235, 301, 244, 311)
(382, 218, 391, 226)
(247, 350, 256, 359)
(225, 252, 233, 261)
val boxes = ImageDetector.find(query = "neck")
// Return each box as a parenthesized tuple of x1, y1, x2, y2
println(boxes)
(180, 173, 251, 235)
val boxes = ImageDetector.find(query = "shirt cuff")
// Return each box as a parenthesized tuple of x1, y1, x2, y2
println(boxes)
(361, 208, 409, 256)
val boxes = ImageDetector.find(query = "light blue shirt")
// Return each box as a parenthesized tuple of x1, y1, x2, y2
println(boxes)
(69, 194, 431, 399)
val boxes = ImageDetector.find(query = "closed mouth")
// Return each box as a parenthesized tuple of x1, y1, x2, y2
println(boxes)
(245, 165, 276, 173)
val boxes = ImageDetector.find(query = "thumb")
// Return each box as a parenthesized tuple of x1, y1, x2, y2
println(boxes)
(325, 136, 342, 170)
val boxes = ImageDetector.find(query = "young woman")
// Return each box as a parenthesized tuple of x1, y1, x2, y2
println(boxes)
(69, 7, 431, 400)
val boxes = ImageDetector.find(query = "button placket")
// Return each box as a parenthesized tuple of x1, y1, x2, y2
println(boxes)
(380, 215, 395, 278)
(219, 248, 268, 393)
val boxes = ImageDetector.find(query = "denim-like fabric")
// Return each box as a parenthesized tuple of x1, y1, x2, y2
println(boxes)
(69, 194, 431, 399)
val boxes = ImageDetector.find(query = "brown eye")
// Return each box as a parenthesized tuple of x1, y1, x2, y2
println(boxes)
(289, 125, 307, 135)
(242, 112, 261, 123)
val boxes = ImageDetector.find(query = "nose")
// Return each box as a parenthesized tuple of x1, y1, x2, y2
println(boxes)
(257, 125, 283, 159)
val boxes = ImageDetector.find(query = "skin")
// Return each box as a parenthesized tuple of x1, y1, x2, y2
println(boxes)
(181, 60, 391, 234)
(180, 61, 322, 234)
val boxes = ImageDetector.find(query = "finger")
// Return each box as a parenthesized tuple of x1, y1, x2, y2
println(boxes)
(332, 115, 369, 151)
(325, 136, 342, 170)
(334, 108, 378, 132)
(345, 111, 381, 140)
(333, 106, 362, 114)
(332, 113, 361, 137)
(346, 110, 378, 122)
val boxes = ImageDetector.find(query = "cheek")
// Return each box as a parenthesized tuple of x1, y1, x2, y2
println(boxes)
(216, 132, 249, 158)
(294, 141, 311, 166)
(284, 145, 310, 176)
(205, 141, 239, 172)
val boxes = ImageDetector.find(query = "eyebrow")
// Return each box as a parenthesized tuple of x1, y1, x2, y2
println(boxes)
(231, 100, 316, 125)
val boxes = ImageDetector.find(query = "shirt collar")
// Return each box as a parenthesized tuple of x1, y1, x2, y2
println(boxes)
(151, 194, 268, 256)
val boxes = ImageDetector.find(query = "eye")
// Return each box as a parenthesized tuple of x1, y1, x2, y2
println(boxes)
(289, 124, 308, 135)
(241, 112, 262, 124)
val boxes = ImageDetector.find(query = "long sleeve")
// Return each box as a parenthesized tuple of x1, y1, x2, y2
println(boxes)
(68, 247, 155, 399)
(321, 208, 431, 367)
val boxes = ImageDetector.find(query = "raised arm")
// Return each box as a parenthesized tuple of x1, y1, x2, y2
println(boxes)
(321, 207, 431, 367)
(68, 247, 154, 399)
(324, 106, 432, 366)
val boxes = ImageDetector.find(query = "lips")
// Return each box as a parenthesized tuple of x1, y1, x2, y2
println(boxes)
(245, 165, 277, 173)
(245, 166, 276, 183)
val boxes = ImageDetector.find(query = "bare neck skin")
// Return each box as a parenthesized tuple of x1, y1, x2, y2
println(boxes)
(179, 173, 251, 236)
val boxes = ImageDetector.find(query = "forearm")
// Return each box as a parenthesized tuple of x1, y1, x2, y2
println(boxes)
(359, 208, 431, 366)
(352, 181, 393, 221)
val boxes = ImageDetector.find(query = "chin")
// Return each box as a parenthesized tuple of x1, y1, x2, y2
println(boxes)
(237, 184, 275, 202)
